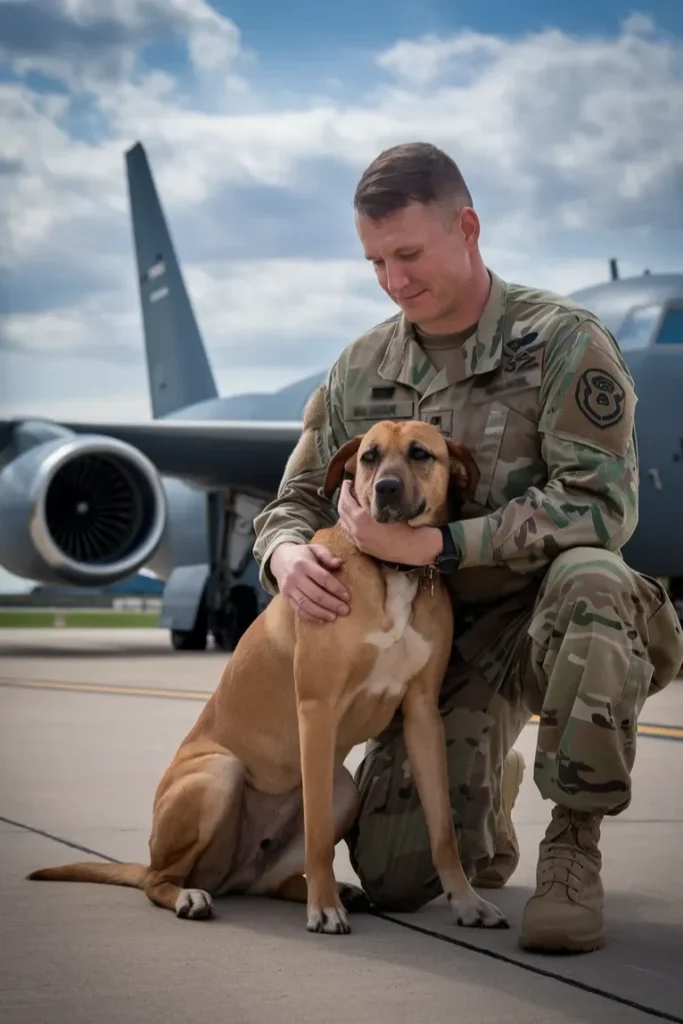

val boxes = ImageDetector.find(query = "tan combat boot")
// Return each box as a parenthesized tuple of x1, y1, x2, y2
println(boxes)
(473, 748, 525, 888)
(520, 805, 605, 953)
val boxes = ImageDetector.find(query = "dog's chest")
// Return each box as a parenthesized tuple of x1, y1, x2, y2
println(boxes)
(360, 572, 432, 699)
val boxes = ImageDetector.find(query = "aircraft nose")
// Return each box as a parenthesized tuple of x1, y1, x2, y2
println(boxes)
(375, 476, 403, 505)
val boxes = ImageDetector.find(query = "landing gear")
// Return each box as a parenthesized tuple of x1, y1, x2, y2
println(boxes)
(171, 625, 206, 650)
(166, 582, 259, 653)
(160, 490, 268, 654)
(169, 592, 208, 650)
(211, 585, 258, 652)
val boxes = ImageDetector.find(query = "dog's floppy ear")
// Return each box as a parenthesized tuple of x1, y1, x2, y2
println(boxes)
(322, 435, 363, 497)
(445, 439, 480, 501)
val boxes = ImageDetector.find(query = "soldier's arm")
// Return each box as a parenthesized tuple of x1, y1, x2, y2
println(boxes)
(447, 317, 639, 573)
(252, 363, 350, 593)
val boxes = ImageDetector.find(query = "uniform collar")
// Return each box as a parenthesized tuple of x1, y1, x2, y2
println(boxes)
(378, 269, 508, 392)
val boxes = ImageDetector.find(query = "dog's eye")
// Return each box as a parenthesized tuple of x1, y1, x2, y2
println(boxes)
(360, 448, 379, 463)
(408, 445, 431, 461)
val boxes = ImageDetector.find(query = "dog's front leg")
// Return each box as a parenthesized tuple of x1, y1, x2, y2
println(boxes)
(297, 697, 350, 935)
(401, 685, 508, 929)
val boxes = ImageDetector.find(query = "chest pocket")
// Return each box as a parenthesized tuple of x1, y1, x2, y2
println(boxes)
(473, 401, 546, 510)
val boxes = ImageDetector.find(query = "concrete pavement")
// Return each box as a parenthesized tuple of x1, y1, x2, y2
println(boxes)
(1, 628, 682, 1024)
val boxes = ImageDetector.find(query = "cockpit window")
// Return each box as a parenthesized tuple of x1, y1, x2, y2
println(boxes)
(614, 305, 661, 350)
(654, 306, 683, 345)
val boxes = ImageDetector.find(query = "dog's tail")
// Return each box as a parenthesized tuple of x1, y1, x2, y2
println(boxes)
(27, 861, 148, 888)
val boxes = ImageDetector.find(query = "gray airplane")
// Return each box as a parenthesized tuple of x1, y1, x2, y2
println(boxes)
(1, 143, 682, 651)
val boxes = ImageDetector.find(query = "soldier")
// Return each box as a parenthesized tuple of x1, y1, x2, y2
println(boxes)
(252, 142, 683, 953)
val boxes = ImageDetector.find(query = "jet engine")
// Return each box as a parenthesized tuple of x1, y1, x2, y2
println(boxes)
(0, 433, 167, 587)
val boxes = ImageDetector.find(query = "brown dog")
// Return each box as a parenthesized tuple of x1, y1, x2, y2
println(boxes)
(28, 420, 507, 934)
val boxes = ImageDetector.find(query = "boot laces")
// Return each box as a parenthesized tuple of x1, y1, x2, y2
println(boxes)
(539, 808, 599, 893)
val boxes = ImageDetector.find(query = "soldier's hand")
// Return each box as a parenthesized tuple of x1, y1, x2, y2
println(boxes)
(270, 542, 351, 623)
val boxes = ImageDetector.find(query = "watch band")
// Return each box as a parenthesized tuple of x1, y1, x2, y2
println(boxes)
(435, 525, 461, 573)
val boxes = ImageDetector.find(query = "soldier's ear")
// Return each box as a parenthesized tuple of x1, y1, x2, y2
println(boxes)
(445, 439, 480, 501)
(322, 436, 363, 497)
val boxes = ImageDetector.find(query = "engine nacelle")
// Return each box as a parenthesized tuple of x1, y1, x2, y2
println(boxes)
(0, 434, 167, 587)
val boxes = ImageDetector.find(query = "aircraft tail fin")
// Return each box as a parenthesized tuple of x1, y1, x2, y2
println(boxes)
(125, 141, 218, 419)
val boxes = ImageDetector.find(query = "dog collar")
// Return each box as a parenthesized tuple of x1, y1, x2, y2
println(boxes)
(375, 558, 421, 573)
(373, 559, 439, 594)
(373, 527, 459, 583)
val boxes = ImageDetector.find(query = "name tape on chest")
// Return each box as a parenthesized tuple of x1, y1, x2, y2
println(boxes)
(350, 400, 415, 420)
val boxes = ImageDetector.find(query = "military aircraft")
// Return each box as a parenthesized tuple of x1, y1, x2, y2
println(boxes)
(1, 142, 682, 651)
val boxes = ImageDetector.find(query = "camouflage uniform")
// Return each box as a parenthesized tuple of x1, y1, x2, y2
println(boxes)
(252, 269, 683, 949)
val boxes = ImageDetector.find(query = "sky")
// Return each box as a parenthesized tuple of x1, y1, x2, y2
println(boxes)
(0, 1, 682, 593)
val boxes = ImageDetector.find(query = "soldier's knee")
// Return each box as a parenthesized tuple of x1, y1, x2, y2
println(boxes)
(346, 747, 440, 912)
(527, 546, 652, 684)
(540, 546, 637, 624)
(361, 866, 434, 913)
(545, 546, 632, 594)
(346, 813, 437, 912)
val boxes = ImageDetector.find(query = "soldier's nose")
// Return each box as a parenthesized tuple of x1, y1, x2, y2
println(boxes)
(375, 477, 403, 505)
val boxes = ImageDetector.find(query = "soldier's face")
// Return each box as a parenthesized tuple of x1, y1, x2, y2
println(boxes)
(356, 201, 479, 326)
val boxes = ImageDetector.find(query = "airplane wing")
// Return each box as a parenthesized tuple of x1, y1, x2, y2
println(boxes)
(0, 418, 304, 495)
(65, 418, 303, 492)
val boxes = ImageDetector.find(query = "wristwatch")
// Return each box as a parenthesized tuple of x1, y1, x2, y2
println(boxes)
(435, 525, 461, 573)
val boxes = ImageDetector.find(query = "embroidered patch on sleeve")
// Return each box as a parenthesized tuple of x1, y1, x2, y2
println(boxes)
(575, 368, 626, 429)
(542, 342, 636, 457)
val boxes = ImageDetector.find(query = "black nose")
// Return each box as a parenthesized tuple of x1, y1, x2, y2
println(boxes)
(375, 477, 402, 504)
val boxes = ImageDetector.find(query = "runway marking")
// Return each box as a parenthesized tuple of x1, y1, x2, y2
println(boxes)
(0, 677, 213, 701)
(529, 714, 683, 742)
(2, 677, 683, 742)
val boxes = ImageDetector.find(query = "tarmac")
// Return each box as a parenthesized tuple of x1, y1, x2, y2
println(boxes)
(1, 626, 682, 1024)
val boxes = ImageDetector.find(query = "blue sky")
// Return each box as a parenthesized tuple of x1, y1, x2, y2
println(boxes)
(1, 1, 682, 418)
(212, 0, 683, 57)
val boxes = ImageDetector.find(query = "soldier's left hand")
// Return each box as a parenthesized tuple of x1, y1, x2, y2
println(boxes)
(337, 480, 441, 565)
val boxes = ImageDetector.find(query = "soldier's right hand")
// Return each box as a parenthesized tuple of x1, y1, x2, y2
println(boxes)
(270, 542, 351, 623)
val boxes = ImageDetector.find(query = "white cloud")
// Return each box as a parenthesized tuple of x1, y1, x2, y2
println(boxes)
(0, 257, 392, 364)
(0, 0, 245, 86)
(182, 258, 392, 354)
(375, 29, 507, 87)
(1, 9, 682, 421)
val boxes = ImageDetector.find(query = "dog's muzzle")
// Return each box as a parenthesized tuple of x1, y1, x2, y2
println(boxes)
(373, 477, 425, 524)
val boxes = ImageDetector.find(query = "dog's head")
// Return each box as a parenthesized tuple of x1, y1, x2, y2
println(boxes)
(322, 420, 479, 527)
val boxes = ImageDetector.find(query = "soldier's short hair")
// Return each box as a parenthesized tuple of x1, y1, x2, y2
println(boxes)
(353, 142, 473, 220)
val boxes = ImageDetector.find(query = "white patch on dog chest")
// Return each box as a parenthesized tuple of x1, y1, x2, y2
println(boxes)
(361, 572, 432, 699)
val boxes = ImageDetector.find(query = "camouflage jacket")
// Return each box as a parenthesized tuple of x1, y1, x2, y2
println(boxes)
(252, 269, 639, 605)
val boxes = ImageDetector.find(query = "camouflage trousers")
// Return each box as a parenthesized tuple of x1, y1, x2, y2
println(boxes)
(345, 546, 683, 912)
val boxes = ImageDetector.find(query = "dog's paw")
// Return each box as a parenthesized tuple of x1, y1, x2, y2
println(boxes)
(175, 888, 214, 920)
(338, 882, 373, 914)
(449, 892, 508, 929)
(307, 905, 351, 935)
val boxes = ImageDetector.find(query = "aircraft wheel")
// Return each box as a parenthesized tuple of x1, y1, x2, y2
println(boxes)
(212, 586, 258, 652)
(170, 628, 207, 651)
(170, 600, 208, 651)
